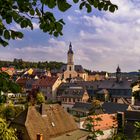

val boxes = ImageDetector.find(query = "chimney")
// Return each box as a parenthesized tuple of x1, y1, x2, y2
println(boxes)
(40, 103, 47, 117)
(131, 96, 135, 105)
(117, 112, 125, 132)
(37, 133, 43, 140)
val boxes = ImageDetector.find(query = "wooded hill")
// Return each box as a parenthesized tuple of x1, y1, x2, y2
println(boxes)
(0, 59, 65, 70)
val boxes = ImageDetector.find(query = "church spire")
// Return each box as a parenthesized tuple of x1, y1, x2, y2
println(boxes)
(68, 42, 73, 54)
(116, 65, 121, 82)
(117, 65, 121, 73)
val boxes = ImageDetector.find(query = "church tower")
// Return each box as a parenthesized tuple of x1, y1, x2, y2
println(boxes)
(67, 42, 74, 72)
(116, 65, 122, 82)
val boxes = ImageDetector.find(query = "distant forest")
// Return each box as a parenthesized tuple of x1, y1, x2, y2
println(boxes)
(0, 59, 65, 70)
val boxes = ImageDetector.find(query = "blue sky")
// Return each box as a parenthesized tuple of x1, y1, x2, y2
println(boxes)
(0, 0, 140, 72)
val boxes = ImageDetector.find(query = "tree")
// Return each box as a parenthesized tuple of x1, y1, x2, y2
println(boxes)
(0, 0, 118, 47)
(85, 116, 104, 140)
(0, 72, 21, 104)
(36, 92, 45, 104)
(2, 104, 16, 121)
(0, 118, 18, 140)
(133, 122, 140, 140)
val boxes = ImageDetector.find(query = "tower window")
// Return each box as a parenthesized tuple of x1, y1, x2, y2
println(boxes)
(69, 66, 71, 71)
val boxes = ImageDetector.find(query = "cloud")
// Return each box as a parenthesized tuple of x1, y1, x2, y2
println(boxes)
(11, 22, 39, 31)
(67, 15, 79, 24)
(70, 0, 140, 72)
(74, 10, 81, 14)
(1, 0, 140, 72)
(0, 38, 67, 62)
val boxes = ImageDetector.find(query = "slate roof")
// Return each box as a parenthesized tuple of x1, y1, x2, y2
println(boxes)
(59, 65, 85, 73)
(61, 88, 87, 98)
(75, 65, 85, 73)
(72, 102, 94, 112)
(102, 102, 129, 114)
(98, 79, 132, 90)
(125, 110, 140, 121)
(97, 89, 109, 94)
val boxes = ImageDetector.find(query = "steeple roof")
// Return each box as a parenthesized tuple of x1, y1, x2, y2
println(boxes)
(116, 65, 121, 72)
(67, 42, 73, 54)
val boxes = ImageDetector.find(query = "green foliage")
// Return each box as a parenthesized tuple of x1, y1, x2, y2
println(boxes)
(134, 121, 140, 129)
(0, 60, 65, 70)
(111, 132, 127, 140)
(0, 118, 18, 140)
(133, 121, 140, 140)
(2, 104, 15, 120)
(0, 72, 21, 103)
(36, 92, 45, 104)
(0, 72, 21, 93)
(85, 116, 104, 140)
(0, 92, 7, 104)
(0, 104, 24, 120)
(0, 0, 118, 47)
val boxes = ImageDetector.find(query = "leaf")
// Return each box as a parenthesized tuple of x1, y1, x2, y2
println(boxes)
(6, 16, 12, 24)
(54, 31, 58, 37)
(0, 29, 3, 36)
(85, 3, 92, 13)
(87, 0, 93, 5)
(21, 20, 28, 28)
(79, 2, 85, 10)
(47, 0, 56, 8)
(73, 0, 79, 3)
(4, 30, 10, 40)
(103, 4, 108, 11)
(16, 32, 23, 38)
(57, 0, 71, 12)
(59, 19, 65, 25)
(109, 5, 115, 12)
(98, 2, 104, 9)
(12, 5, 18, 9)
(11, 30, 16, 39)
(0, 38, 9, 47)
(35, 8, 41, 16)
(93, 0, 98, 8)
(30, 9, 35, 15)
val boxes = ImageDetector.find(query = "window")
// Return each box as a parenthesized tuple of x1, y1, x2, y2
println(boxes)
(73, 98, 75, 102)
(69, 66, 71, 71)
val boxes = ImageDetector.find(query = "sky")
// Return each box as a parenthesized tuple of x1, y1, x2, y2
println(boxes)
(0, 0, 140, 72)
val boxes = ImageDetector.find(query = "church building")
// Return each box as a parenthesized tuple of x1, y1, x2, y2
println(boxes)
(58, 43, 88, 81)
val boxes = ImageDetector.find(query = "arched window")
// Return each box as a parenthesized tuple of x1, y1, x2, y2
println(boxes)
(69, 66, 71, 71)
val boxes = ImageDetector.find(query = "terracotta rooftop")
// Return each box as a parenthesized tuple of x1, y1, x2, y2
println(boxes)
(91, 114, 117, 131)
(33, 76, 58, 88)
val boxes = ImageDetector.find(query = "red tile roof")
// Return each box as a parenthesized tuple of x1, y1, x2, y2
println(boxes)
(90, 114, 118, 131)
(33, 76, 58, 88)
(1, 67, 15, 71)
